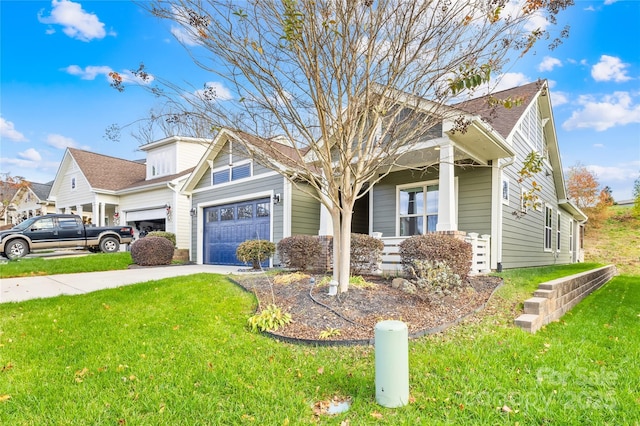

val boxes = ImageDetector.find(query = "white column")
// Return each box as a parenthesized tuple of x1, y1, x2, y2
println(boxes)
(318, 203, 333, 236)
(436, 142, 457, 232)
(490, 161, 501, 270)
(99, 202, 106, 226)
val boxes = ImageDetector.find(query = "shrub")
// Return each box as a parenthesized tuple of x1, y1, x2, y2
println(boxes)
(247, 304, 292, 332)
(399, 233, 472, 280)
(277, 235, 323, 271)
(350, 233, 384, 274)
(236, 239, 276, 269)
(406, 259, 463, 296)
(147, 231, 176, 247)
(131, 236, 175, 266)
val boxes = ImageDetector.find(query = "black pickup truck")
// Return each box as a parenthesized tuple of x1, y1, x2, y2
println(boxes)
(0, 214, 134, 260)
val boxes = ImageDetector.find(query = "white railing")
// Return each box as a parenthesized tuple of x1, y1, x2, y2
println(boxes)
(378, 233, 491, 276)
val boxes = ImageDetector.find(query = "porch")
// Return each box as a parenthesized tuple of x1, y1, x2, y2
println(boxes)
(378, 233, 492, 276)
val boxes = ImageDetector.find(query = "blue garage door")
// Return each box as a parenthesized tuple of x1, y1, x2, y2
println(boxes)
(203, 198, 271, 266)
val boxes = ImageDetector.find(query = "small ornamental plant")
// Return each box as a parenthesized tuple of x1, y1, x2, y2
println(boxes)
(247, 304, 292, 332)
(236, 239, 276, 269)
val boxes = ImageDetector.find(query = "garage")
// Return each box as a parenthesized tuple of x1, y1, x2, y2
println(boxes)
(203, 198, 271, 266)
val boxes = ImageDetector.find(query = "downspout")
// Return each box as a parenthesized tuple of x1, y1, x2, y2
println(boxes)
(493, 156, 516, 272)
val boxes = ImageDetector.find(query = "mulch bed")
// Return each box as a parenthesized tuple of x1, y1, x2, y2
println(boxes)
(233, 273, 503, 345)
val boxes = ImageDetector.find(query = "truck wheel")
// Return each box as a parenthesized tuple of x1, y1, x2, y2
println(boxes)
(5, 239, 29, 260)
(99, 237, 120, 254)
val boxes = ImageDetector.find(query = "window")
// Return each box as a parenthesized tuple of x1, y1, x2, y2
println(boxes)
(220, 207, 235, 221)
(520, 187, 528, 213)
(556, 212, 561, 251)
(256, 202, 270, 218)
(501, 176, 510, 205)
(207, 208, 219, 223)
(518, 101, 545, 154)
(398, 183, 439, 236)
(59, 217, 81, 228)
(211, 162, 252, 186)
(544, 205, 553, 251)
(237, 204, 253, 219)
(32, 217, 54, 231)
(569, 219, 574, 254)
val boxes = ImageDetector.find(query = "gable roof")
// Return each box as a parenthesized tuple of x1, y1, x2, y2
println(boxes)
(68, 148, 146, 191)
(453, 80, 542, 139)
(29, 181, 53, 200)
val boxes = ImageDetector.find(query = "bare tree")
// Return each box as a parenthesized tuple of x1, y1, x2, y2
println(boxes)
(116, 0, 572, 292)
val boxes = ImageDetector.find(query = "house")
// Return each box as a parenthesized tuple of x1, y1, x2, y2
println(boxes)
(48, 136, 210, 251)
(182, 80, 586, 271)
(5, 181, 54, 224)
(181, 130, 320, 266)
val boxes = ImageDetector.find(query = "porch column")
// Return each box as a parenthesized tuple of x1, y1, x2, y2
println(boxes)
(436, 142, 457, 232)
(99, 202, 106, 226)
(318, 204, 333, 236)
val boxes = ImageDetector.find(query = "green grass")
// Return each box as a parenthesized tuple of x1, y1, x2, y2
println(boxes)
(1, 267, 639, 424)
(0, 252, 133, 278)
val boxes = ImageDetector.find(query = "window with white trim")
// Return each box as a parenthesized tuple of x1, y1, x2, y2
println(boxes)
(544, 205, 553, 251)
(398, 182, 439, 236)
(501, 175, 510, 205)
(556, 212, 561, 251)
(211, 161, 252, 186)
(569, 219, 574, 255)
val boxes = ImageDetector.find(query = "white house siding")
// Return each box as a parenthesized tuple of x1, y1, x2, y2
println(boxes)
(500, 130, 565, 268)
(54, 158, 94, 212)
(175, 140, 209, 173)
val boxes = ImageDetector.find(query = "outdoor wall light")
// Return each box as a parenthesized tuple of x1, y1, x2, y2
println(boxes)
(273, 193, 281, 205)
(190, 207, 196, 217)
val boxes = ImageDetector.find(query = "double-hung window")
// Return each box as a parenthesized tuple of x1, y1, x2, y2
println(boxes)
(398, 182, 439, 236)
(556, 212, 561, 251)
(544, 204, 553, 251)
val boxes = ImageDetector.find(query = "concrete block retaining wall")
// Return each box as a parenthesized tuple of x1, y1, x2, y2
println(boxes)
(515, 265, 617, 333)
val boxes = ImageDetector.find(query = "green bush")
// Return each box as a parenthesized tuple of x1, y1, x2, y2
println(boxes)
(277, 235, 323, 271)
(131, 236, 175, 266)
(350, 233, 384, 274)
(147, 231, 176, 247)
(399, 233, 472, 280)
(236, 239, 276, 269)
(247, 304, 292, 332)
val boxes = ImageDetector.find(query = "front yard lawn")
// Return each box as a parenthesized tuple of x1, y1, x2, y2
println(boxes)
(1, 268, 638, 424)
(0, 252, 133, 278)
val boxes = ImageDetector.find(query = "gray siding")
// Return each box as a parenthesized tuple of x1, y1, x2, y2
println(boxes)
(457, 166, 492, 236)
(290, 183, 320, 235)
(500, 131, 567, 269)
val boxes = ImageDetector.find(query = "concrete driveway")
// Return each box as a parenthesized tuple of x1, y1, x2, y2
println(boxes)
(0, 264, 251, 304)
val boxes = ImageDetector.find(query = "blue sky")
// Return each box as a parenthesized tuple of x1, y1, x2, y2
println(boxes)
(1, 0, 639, 200)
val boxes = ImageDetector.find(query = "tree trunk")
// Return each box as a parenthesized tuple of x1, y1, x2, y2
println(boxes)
(338, 208, 353, 293)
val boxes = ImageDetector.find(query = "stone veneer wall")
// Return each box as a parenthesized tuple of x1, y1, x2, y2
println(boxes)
(515, 265, 617, 333)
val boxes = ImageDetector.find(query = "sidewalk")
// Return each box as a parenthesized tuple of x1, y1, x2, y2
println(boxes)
(0, 264, 247, 304)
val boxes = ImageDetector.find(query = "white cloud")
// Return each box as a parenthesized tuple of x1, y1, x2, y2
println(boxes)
(593, 143, 604, 148)
(0, 117, 28, 142)
(563, 91, 640, 131)
(46, 134, 80, 150)
(493, 73, 531, 92)
(550, 91, 569, 107)
(604, 0, 619, 5)
(584, 6, 596, 11)
(591, 55, 632, 82)
(171, 26, 200, 47)
(538, 56, 562, 72)
(37, 0, 111, 42)
(18, 148, 42, 162)
(64, 65, 113, 80)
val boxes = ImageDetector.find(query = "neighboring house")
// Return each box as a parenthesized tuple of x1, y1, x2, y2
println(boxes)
(182, 80, 586, 271)
(182, 129, 320, 266)
(5, 181, 54, 224)
(48, 136, 210, 250)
